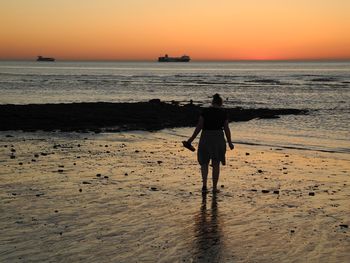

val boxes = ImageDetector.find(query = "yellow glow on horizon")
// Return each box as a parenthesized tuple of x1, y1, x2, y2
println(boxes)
(0, 0, 349, 60)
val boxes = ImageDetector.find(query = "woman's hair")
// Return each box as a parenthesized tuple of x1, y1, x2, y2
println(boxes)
(212, 93, 223, 106)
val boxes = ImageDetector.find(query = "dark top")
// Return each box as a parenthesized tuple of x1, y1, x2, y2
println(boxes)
(201, 107, 228, 130)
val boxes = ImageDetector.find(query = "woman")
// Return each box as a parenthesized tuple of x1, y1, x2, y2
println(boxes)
(185, 94, 234, 193)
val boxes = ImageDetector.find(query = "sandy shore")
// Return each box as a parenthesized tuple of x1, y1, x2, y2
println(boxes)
(0, 129, 349, 262)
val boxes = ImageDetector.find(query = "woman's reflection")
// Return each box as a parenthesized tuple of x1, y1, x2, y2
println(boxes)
(193, 192, 223, 262)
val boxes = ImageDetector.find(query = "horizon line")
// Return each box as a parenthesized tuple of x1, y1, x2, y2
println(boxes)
(1, 58, 350, 63)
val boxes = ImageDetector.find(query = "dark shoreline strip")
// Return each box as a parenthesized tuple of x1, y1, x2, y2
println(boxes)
(0, 101, 308, 132)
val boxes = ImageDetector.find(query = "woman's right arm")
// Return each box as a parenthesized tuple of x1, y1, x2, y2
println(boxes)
(224, 120, 234, 150)
(187, 116, 204, 143)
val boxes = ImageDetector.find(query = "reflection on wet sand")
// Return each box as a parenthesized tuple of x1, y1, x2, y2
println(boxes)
(193, 192, 223, 262)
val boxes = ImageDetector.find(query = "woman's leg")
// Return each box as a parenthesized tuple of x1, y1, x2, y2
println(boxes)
(200, 164, 209, 190)
(212, 160, 220, 191)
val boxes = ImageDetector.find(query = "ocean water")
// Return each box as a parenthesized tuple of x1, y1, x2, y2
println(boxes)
(0, 61, 349, 154)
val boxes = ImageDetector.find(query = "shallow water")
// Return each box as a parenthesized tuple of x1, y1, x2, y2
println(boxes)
(0, 61, 349, 153)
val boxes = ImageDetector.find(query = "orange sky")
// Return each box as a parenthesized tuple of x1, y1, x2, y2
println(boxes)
(1, 0, 349, 61)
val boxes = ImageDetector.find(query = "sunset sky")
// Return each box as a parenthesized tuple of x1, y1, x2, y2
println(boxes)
(1, 0, 349, 61)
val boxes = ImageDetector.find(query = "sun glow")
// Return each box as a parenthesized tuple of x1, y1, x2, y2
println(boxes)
(1, 0, 349, 60)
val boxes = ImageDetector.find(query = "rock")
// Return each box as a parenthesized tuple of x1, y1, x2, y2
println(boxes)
(245, 152, 250, 156)
(58, 169, 64, 173)
(221, 185, 224, 188)
(150, 187, 158, 191)
(149, 98, 161, 103)
(82, 181, 91, 184)
(135, 150, 140, 153)
(12, 193, 17, 196)
(104, 176, 109, 179)
(251, 189, 257, 192)
(309, 192, 315, 196)
(77, 144, 81, 147)
(6, 134, 14, 137)
(11, 148, 16, 152)
(273, 190, 280, 194)
(31, 159, 36, 162)
(258, 169, 263, 173)
(79, 188, 82, 192)
(339, 224, 348, 228)
(96, 173, 101, 177)
(124, 173, 128, 176)
(54, 210, 58, 213)
(290, 230, 295, 233)
(58, 165, 64, 168)
(10, 155, 16, 159)
(34, 154, 39, 158)
(40, 152, 48, 156)
(157, 161, 163, 164)
(262, 190, 270, 193)
(18, 162, 23, 165)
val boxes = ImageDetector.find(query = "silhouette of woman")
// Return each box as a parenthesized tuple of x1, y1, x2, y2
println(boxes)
(185, 94, 234, 193)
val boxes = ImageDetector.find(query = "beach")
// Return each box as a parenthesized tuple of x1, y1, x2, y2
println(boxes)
(1, 128, 349, 262)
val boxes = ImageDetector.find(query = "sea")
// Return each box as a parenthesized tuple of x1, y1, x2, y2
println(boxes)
(0, 61, 349, 155)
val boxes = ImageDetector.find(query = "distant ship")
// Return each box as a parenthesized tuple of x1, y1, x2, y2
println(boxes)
(158, 54, 190, 62)
(37, 56, 55, 62)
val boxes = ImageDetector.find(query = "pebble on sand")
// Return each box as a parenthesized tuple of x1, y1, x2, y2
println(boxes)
(150, 187, 158, 191)
(273, 190, 280, 194)
(309, 192, 315, 196)
(262, 190, 270, 193)
(96, 174, 101, 177)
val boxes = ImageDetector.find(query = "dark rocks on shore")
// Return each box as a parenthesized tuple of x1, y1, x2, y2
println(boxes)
(0, 101, 308, 132)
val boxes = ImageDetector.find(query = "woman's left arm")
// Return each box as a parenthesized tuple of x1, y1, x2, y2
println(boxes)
(224, 120, 234, 150)
(187, 116, 204, 143)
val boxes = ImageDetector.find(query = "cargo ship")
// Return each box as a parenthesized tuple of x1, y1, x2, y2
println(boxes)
(158, 54, 190, 62)
(37, 56, 55, 62)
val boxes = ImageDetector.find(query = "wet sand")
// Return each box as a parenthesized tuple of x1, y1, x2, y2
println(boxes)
(0, 129, 349, 262)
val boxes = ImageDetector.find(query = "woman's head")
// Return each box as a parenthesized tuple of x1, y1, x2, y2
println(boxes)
(212, 93, 223, 107)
